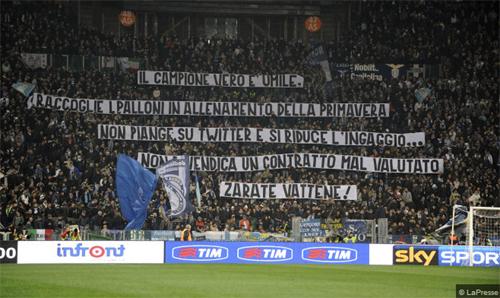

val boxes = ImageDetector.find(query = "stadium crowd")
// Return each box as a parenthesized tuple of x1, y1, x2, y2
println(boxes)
(0, 1, 498, 240)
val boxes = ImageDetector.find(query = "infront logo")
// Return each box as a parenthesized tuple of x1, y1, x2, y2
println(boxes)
(57, 243, 125, 258)
(394, 246, 437, 266)
(302, 247, 358, 263)
(172, 245, 228, 262)
(237, 246, 293, 262)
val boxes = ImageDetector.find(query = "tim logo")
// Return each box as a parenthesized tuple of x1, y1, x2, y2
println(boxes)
(237, 246, 293, 262)
(172, 245, 228, 262)
(302, 247, 358, 263)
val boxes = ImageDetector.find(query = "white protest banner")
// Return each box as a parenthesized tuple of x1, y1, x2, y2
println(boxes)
(137, 71, 304, 88)
(27, 93, 389, 118)
(138, 152, 443, 174)
(219, 182, 357, 200)
(98, 124, 425, 147)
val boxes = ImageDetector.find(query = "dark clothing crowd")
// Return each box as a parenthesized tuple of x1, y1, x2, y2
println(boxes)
(0, 1, 498, 239)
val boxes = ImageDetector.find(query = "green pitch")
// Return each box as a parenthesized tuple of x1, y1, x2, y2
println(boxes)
(0, 264, 498, 298)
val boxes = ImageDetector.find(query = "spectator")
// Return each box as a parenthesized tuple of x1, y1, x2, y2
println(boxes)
(180, 224, 192, 241)
(468, 189, 481, 206)
(195, 216, 206, 232)
(239, 215, 251, 231)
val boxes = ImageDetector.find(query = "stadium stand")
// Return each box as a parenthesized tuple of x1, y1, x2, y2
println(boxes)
(0, 1, 498, 242)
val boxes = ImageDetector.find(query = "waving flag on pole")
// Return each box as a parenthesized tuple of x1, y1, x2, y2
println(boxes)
(157, 156, 193, 217)
(305, 45, 333, 96)
(116, 154, 158, 230)
(415, 87, 432, 103)
(12, 82, 35, 97)
(195, 174, 202, 208)
(305, 45, 332, 82)
(435, 205, 468, 233)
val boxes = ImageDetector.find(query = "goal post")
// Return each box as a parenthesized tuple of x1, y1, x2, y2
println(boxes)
(466, 206, 499, 267)
(467, 206, 500, 247)
(450, 204, 468, 244)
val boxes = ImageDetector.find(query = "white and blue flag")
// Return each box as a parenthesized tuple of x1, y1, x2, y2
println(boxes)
(157, 155, 193, 217)
(305, 45, 332, 82)
(12, 82, 35, 97)
(435, 205, 468, 233)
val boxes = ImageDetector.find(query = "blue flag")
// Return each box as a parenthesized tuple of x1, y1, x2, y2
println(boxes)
(116, 154, 158, 230)
(12, 82, 35, 97)
(157, 156, 193, 217)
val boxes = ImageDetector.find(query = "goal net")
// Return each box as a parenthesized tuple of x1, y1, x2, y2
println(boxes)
(467, 207, 500, 247)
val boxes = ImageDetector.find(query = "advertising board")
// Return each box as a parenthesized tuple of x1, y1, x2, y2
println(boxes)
(164, 241, 369, 264)
(438, 246, 500, 267)
(368, 244, 393, 265)
(0, 241, 18, 264)
(12, 241, 499, 267)
(393, 245, 439, 266)
(17, 241, 164, 264)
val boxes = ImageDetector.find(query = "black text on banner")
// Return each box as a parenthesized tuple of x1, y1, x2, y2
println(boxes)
(138, 152, 443, 174)
(27, 93, 389, 118)
(137, 71, 304, 88)
(98, 124, 425, 147)
(219, 182, 357, 200)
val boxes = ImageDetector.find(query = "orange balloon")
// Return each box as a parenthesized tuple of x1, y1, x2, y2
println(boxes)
(304, 16, 322, 33)
(119, 11, 136, 27)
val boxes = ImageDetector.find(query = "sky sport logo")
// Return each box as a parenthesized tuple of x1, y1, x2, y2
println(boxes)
(172, 245, 229, 262)
(236, 246, 293, 262)
(393, 246, 437, 266)
(301, 247, 358, 263)
(56, 243, 125, 258)
(440, 250, 499, 266)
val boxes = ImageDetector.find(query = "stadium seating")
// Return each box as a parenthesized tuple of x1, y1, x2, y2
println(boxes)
(0, 1, 498, 243)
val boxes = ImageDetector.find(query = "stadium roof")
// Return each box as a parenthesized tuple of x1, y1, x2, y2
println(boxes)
(121, 0, 324, 16)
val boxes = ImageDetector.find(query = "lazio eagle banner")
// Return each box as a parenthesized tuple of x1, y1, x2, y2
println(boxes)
(27, 93, 389, 118)
(137, 71, 304, 88)
(137, 152, 443, 174)
(220, 182, 357, 200)
(98, 124, 425, 147)
(156, 156, 193, 217)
